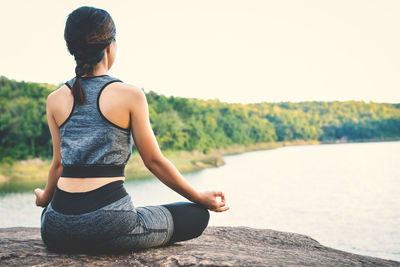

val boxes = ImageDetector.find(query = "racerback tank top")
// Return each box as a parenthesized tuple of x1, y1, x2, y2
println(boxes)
(59, 74, 133, 178)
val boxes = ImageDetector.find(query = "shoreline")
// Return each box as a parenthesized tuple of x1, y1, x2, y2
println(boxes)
(0, 138, 398, 194)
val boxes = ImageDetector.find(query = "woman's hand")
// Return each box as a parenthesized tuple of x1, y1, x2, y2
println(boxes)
(198, 191, 229, 212)
(34, 188, 51, 208)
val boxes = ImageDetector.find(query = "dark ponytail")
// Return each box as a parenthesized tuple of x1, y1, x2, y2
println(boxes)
(64, 6, 116, 105)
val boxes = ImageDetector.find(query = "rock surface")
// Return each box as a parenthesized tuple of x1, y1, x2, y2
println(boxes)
(0, 226, 399, 266)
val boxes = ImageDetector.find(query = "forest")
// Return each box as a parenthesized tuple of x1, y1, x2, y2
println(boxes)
(1, 75, 399, 162)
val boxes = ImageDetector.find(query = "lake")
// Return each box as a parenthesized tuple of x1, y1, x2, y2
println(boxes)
(1, 141, 399, 261)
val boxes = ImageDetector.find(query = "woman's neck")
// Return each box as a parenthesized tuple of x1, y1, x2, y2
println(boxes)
(82, 61, 108, 77)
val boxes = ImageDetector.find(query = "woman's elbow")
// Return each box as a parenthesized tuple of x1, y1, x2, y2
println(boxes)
(144, 154, 165, 170)
(51, 159, 63, 170)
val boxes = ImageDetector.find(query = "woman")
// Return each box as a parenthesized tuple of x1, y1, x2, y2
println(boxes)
(34, 6, 229, 254)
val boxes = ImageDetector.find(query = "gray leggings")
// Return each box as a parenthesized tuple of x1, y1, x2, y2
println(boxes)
(40, 193, 209, 254)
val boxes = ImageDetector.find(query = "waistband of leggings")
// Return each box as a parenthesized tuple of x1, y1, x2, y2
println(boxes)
(61, 165, 125, 178)
(51, 180, 128, 215)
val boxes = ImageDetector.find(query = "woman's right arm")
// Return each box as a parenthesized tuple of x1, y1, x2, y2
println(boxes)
(126, 85, 229, 212)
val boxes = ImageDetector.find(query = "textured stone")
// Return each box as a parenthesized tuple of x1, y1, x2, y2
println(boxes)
(0, 226, 399, 266)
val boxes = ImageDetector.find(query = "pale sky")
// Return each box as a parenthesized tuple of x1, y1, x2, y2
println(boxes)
(1, 0, 399, 103)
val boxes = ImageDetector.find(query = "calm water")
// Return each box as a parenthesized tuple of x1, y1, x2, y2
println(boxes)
(1, 141, 399, 261)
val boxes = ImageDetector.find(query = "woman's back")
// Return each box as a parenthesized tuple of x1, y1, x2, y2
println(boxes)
(60, 75, 132, 175)
(51, 74, 139, 192)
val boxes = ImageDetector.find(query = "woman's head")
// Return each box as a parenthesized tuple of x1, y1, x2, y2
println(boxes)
(64, 6, 116, 105)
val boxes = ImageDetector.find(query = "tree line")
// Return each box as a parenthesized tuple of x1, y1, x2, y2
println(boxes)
(1, 75, 399, 162)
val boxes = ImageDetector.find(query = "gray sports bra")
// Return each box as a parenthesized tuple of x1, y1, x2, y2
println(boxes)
(59, 74, 133, 178)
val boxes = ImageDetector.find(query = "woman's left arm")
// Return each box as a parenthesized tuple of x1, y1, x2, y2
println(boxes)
(34, 92, 63, 207)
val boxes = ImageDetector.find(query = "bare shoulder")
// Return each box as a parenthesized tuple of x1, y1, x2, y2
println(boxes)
(46, 85, 71, 107)
(111, 82, 146, 101)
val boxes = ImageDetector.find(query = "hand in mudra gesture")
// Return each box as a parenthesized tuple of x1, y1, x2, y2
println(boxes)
(34, 188, 51, 208)
(199, 191, 229, 212)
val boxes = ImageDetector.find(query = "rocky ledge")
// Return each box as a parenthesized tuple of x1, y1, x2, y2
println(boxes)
(0, 226, 399, 266)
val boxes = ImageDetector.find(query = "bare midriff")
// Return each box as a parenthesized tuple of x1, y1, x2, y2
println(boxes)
(57, 177, 125, 193)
